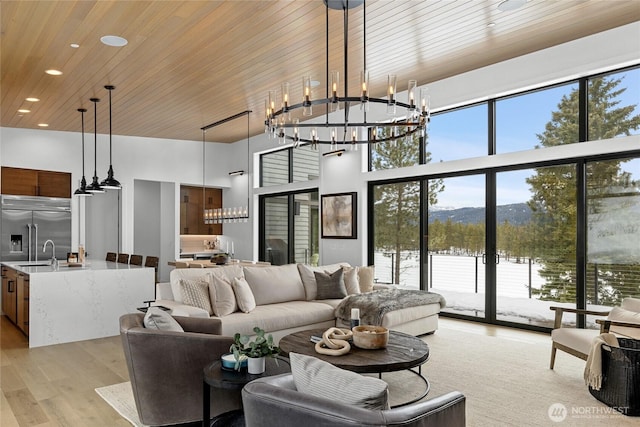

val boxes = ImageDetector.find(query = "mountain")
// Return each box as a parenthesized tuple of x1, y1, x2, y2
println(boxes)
(428, 203, 532, 225)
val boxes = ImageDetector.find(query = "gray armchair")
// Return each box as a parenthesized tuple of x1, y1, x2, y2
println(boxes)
(119, 313, 239, 426)
(242, 374, 465, 427)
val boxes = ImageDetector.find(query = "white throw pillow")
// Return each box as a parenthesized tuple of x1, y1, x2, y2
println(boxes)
(179, 278, 213, 315)
(143, 307, 184, 332)
(232, 277, 257, 313)
(357, 265, 375, 293)
(342, 266, 360, 295)
(209, 274, 238, 317)
(607, 307, 640, 339)
(290, 352, 389, 410)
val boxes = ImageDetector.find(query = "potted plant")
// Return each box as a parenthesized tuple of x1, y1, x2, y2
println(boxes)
(230, 326, 279, 374)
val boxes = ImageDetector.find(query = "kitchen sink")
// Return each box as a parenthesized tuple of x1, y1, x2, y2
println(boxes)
(16, 262, 53, 267)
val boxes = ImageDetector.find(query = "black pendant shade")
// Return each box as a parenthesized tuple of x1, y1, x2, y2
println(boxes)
(100, 85, 121, 190)
(86, 97, 104, 193)
(73, 108, 93, 197)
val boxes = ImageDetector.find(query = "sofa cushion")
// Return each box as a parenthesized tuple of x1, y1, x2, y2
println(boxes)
(290, 352, 389, 410)
(314, 269, 347, 300)
(209, 275, 238, 317)
(143, 307, 184, 332)
(179, 278, 213, 315)
(169, 269, 211, 303)
(342, 266, 361, 295)
(607, 307, 640, 339)
(233, 277, 257, 313)
(357, 265, 375, 293)
(298, 263, 351, 300)
(244, 264, 305, 305)
(209, 264, 245, 283)
(219, 301, 336, 337)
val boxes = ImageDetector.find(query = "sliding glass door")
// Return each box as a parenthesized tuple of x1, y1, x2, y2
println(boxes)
(259, 190, 318, 266)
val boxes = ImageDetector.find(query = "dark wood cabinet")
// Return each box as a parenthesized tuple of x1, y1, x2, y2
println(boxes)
(17, 272, 29, 335)
(180, 185, 222, 235)
(2, 266, 18, 324)
(1, 167, 71, 198)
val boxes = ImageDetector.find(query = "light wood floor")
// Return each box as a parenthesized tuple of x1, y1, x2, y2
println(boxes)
(0, 315, 551, 426)
(0, 315, 131, 426)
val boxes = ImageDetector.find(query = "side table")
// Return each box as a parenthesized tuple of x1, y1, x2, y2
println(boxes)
(202, 356, 290, 427)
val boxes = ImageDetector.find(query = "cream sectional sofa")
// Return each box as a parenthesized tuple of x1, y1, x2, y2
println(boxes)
(154, 263, 442, 343)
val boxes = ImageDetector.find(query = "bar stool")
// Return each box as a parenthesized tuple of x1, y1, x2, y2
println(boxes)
(129, 254, 143, 266)
(117, 253, 130, 264)
(144, 256, 160, 283)
(106, 252, 117, 262)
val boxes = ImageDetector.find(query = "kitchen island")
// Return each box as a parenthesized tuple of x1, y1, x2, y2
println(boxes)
(1, 260, 154, 348)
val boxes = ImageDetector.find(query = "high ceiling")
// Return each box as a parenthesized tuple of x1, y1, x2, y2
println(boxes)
(2, 0, 639, 144)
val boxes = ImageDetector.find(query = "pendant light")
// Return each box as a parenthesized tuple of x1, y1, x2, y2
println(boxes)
(86, 97, 104, 193)
(73, 108, 93, 197)
(100, 85, 121, 190)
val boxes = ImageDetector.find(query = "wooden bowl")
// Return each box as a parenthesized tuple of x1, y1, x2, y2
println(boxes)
(352, 325, 389, 349)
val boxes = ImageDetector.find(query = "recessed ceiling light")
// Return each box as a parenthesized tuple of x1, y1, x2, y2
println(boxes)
(311, 80, 321, 88)
(45, 69, 63, 76)
(18, 109, 30, 113)
(487, 22, 496, 28)
(38, 123, 49, 127)
(498, 0, 526, 12)
(26, 97, 40, 102)
(70, 43, 80, 48)
(100, 35, 128, 47)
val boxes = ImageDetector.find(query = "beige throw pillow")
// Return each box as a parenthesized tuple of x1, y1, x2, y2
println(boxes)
(232, 277, 257, 313)
(290, 352, 389, 410)
(143, 307, 184, 332)
(179, 278, 213, 315)
(342, 266, 360, 295)
(357, 265, 375, 293)
(209, 275, 238, 317)
(314, 269, 347, 300)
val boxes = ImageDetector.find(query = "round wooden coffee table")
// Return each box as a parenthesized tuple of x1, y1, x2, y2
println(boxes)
(279, 328, 430, 407)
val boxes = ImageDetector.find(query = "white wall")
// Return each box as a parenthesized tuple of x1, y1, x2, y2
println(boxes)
(1, 22, 639, 269)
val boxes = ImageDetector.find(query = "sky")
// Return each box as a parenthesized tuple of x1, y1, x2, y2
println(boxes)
(424, 67, 640, 209)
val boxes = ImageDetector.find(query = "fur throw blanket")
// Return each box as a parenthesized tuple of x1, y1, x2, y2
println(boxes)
(335, 288, 446, 326)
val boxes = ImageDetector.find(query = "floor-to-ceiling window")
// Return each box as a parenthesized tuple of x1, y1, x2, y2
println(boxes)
(368, 65, 640, 331)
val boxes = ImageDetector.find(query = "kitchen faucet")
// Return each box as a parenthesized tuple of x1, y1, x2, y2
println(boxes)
(43, 239, 58, 268)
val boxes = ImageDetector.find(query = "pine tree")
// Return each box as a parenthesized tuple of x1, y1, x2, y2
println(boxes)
(372, 130, 443, 284)
(527, 75, 640, 303)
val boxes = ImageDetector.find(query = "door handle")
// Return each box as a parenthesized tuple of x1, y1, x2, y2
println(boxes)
(27, 223, 32, 262)
(8, 280, 15, 293)
(33, 223, 39, 262)
(495, 253, 500, 265)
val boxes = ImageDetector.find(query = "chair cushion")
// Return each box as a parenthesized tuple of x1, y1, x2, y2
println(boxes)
(143, 307, 184, 332)
(314, 269, 347, 300)
(179, 278, 213, 315)
(290, 352, 389, 410)
(607, 307, 640, 339)
(233, 277, 257, 313)
(551, 327, 599, 356)
(621, 298, 640, 313)
(209, 275, 237, 317)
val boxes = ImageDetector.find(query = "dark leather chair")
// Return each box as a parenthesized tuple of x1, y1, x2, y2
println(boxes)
(144, 255, 160, 284)
(129, 254, 143, 266)
(119, 313, 240, 426)
(117, 253, 130, 264)
(242, 374, 466, 427)
(106, 252, 117, 262)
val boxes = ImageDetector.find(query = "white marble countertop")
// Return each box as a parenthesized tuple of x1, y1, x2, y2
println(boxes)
(1, 259, 150, 274)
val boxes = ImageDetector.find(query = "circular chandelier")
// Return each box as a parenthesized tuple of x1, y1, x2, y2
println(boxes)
(264, 0, 430, 148)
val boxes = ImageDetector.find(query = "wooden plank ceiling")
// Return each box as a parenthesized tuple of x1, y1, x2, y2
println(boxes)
(1, 0, 639, 143)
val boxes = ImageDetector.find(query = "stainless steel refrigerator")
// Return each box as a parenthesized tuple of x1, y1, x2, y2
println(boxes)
(1, 195, 71, 263)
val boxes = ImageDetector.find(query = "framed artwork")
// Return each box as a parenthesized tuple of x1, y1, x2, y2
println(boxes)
(321, 192, 357, 239)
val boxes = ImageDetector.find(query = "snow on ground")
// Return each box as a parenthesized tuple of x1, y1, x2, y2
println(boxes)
(374, 252, 610, 327)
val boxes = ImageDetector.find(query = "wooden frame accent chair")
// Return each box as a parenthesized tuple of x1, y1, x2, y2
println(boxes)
(550, 297, 640, 369)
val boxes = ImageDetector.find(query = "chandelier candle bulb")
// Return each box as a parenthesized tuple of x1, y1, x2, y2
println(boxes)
(387, 74, 397, 115)
(303, 76, 312, 116)
(408, 80, 417, 109)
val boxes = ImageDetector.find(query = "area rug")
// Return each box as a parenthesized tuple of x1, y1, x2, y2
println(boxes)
(96, 326, 637, 427)
(95, 382, 145, 427)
